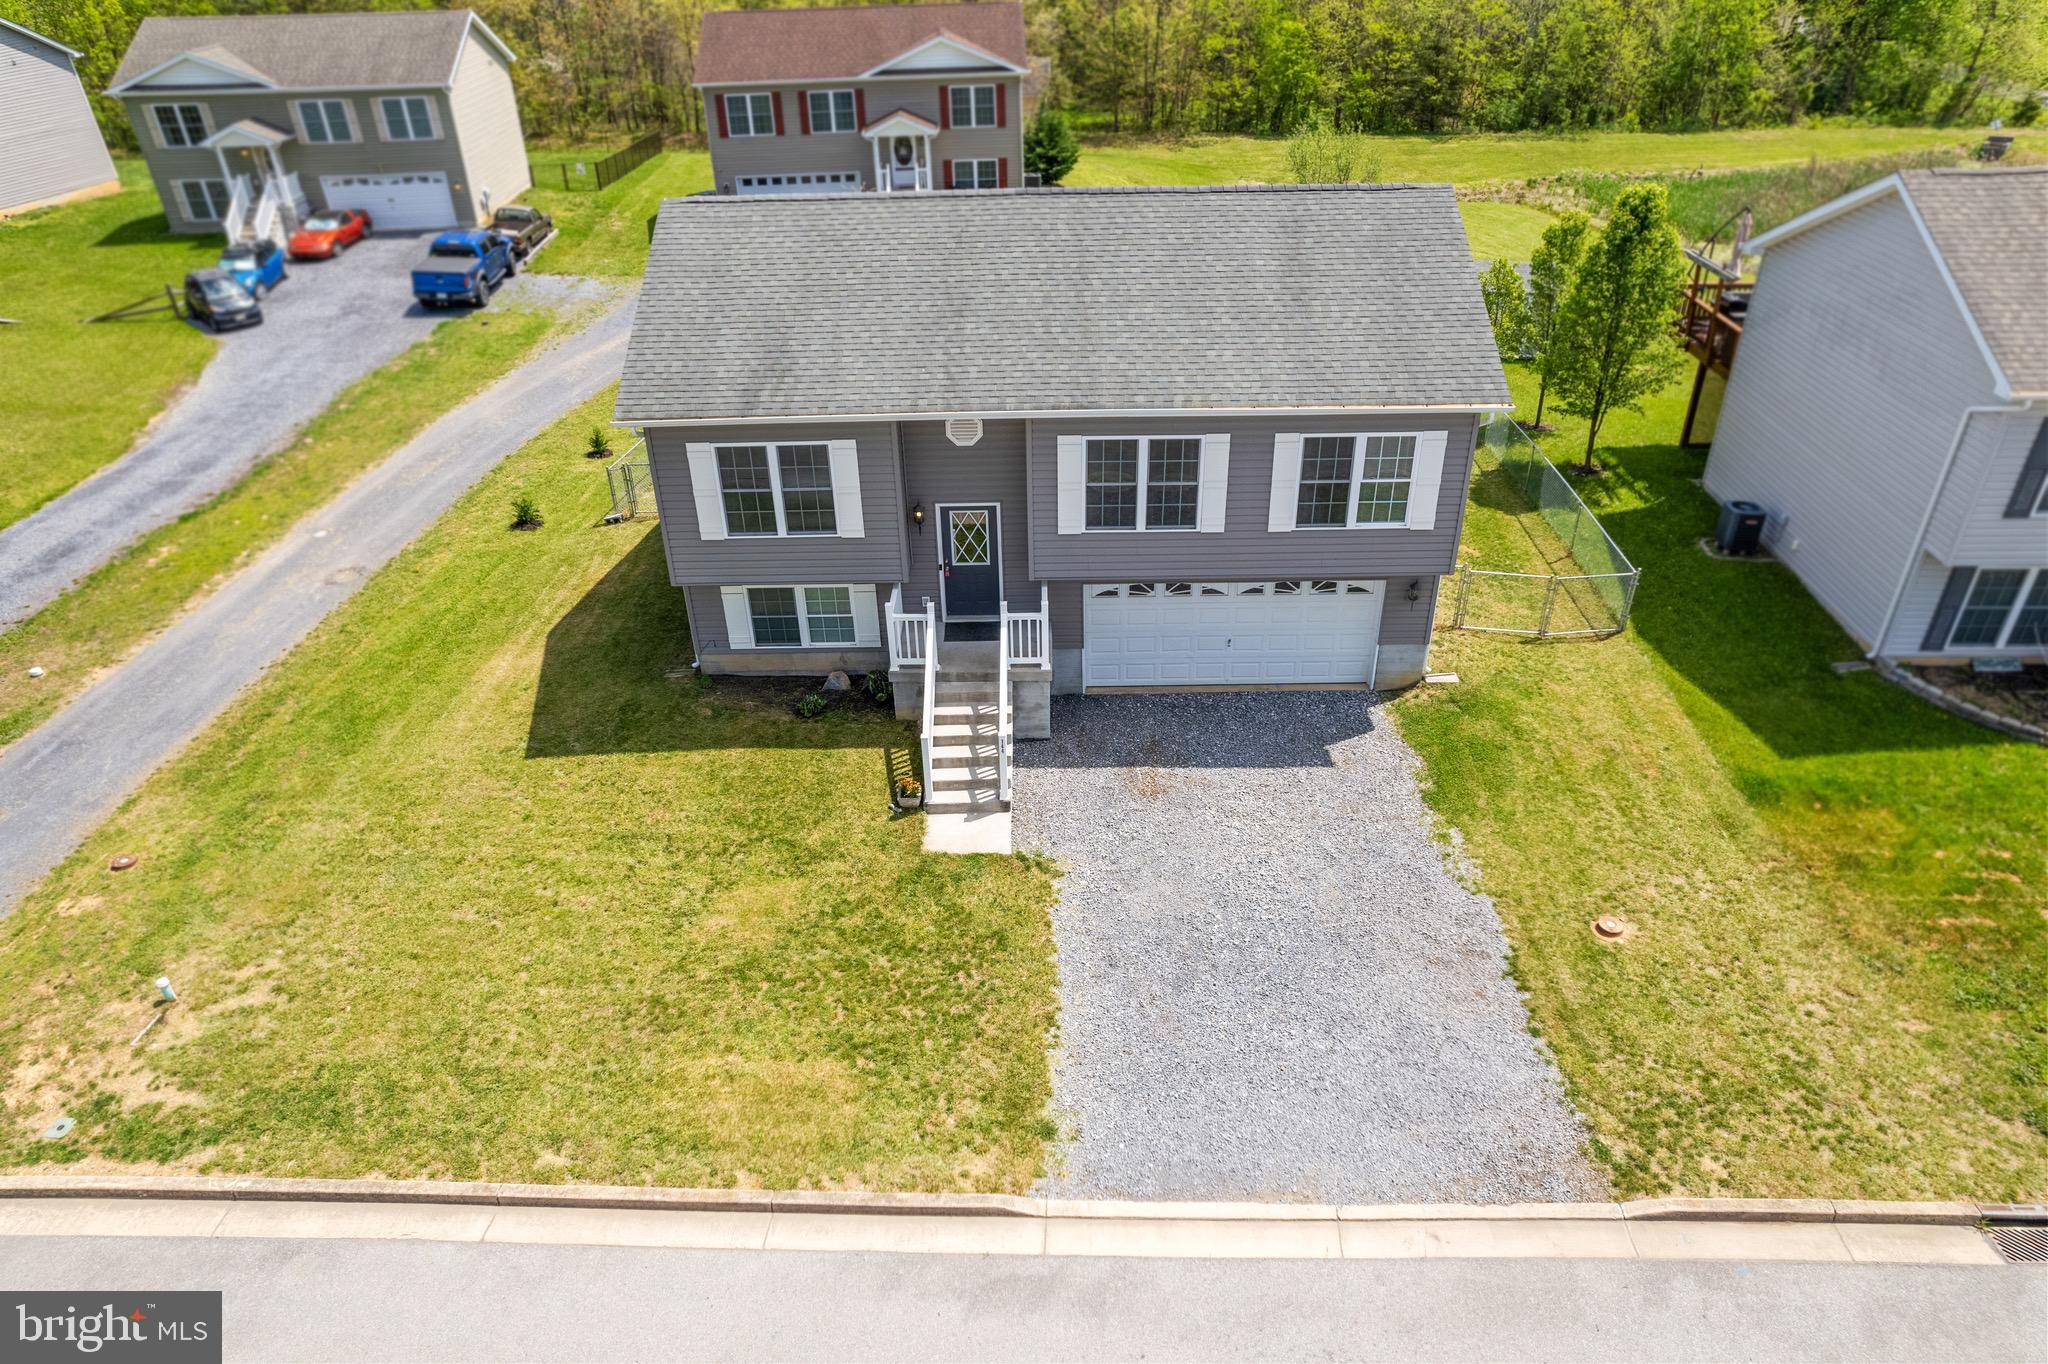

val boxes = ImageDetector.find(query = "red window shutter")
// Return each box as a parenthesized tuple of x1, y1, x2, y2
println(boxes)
(944, 161, 954, 189)
(797, 90, 810, 135)
(996, 85, 1007, 128)
(714, 94, 728, 139)
(855, 88, 866, 128)
(938, 85, 950, 130)
(771, 91, 784, 135)
(999, 157, 1009, 188)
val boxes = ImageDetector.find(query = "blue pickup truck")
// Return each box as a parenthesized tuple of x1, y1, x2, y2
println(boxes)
(411, 229, 514, 308)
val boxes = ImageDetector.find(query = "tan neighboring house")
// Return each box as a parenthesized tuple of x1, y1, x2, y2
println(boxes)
(0, 17, 119, 217)
(107, 9, 530, 238)
(696, 2, 1028, 196)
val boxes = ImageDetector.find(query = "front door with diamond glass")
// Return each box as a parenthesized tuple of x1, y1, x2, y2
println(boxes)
(940, 505, 1000, 620)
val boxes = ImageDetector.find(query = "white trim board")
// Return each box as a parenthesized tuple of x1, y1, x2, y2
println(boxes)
(0, 16, 81, 59)
(695, 71, 1024, 90)
(620, 403, 1510, 430)
(863, 33, 1027, 77)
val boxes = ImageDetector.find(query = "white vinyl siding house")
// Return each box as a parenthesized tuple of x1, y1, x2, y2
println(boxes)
(1705, 168, 2048, 665)
(0, 19, 119, 218)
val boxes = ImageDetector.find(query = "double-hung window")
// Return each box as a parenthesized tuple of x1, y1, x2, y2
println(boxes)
(745, 586, 857, 647)
(949, 84, 997, 128)
(808, 89, 856, 133)
(725, 91, 776, 136)
(1295, 434, 1417, 528)
(152, 103, 208, 148)
(1949, 568, 2048, 650)
(716, 443, 836, 536)
(379, 95, 436, 140)
(951, 158, 999, 189)
(1084, 437, 1201, 531)
(177, 179, 231, 222)
(297, 99, 353, 143)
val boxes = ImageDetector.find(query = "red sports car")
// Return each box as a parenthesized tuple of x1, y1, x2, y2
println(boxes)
(287, 208, 372, 260)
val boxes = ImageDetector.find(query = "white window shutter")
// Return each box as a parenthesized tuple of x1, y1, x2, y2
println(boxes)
(849, 585, 881, 646)
(686, 443, 727, 541)
(827, 439, 864, 538)
(1268, 434, 1302, 533)
(1197, 434, 1231, 533)
(1406, 431, 1449, 531)
(1056, 435, 1086, 534)
(720, 586, 753, 649)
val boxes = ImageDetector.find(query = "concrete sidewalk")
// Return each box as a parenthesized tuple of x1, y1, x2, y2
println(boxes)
(0, 294, 636, 915)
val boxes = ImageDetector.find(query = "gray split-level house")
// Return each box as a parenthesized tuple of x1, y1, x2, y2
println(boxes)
(107, 8, 530, 236)
(1706, 167, 2048, 665)
(696, 2, 1028, 196)
(615, 185, 1508, 808)
(0, 17, 118, 217)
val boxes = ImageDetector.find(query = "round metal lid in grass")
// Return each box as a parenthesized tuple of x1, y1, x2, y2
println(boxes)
(109, 854, 137, 871)
(1593, 915, 1627, 940)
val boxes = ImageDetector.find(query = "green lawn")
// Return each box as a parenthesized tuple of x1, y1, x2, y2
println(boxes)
(1394, 368, 2048, 1200)
(0, 388, 1058, 1191)
(0, 159, 221, 531)
(0, 302, 575, 749)
(523, 147, 712, 278)
(1069, 125, 2038, 190)
(1459, 200, 1559, 261)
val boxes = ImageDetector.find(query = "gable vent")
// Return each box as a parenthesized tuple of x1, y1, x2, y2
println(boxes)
(946, 417, 984, 448)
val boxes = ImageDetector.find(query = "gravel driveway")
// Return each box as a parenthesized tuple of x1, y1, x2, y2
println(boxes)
(0, 233, 606, 626)
(1013, 691, 1605, 1205)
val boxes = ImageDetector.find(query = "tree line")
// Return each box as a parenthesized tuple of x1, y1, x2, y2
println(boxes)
(7, 0, 2041, 150)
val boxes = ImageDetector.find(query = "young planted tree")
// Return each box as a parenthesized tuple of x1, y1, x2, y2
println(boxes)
(1479, 259, 1532, 360)
(1024, 107, 1083, 186)
(1547, 185, 1686, 472)
(1283, 112, 1380, 183)
(1526, 210, 1592, 430)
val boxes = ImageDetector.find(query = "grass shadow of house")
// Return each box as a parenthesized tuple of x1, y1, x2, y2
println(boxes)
(1593, 441, 2012, 761)
(525, 530, 910, 760)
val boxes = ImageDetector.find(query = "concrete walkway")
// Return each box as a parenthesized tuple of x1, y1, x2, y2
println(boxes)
(0, 233, 606, 627)
(0, 294, 636, 915)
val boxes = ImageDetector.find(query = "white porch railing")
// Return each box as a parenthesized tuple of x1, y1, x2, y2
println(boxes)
(886, 585, 931, 670)
(279, 170, 309, 217)
(997, 600, 1013, 804)
(250, 187, 279, 246)
(1002, 586, 1052, 669)
(221, 176, 251, 243)
(917, 599, 939, 800)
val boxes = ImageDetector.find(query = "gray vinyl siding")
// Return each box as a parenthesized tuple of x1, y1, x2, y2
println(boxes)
(0, 26, 117, 214)
(702, 75, 1023, 192)
(447, 30, 530, 219)
(1704, 192, 2000, 650)
(1024, 413, 1477, 581)
(1884, 554, 2048, 661)
(1924, 409, 2048, 568)
(646, 424, 909, 586)
(121, 87, 474, 232)
(684, 582, 894, 652)
(899, 420, 1032, 614)
(1377, 574, 1439, 647)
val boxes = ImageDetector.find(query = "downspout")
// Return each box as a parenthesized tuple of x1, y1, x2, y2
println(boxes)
(1869, 399, 2043, 660)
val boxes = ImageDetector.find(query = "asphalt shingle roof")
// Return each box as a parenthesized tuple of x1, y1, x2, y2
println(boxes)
(616, 185, 1510, 425)
(111, 10, 486, 92)
(1899, 167, 2048, 396)
(694, 3, 1026, 85)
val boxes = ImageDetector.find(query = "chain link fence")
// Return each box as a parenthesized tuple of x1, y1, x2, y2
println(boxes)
(605, 440, 655, 521)
(1453, 417, 1640, 638)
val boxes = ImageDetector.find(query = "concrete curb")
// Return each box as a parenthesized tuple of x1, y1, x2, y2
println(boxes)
(0, 1177, 1987, 1226)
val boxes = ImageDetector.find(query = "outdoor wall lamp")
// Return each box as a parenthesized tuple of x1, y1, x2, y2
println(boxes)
(910, 502, 927, 533)
(1405, 579, 1422, 602)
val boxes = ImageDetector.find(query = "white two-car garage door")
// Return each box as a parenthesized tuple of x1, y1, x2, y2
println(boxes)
(320, 173, 456, 230)
(1084, 580, 1385, 686)
(735, 172, 862, 196)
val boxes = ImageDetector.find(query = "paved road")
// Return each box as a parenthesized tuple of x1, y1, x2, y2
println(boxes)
(1014, 692, 1604, 1204)
(0, 293, 636, 915)
(0, 234, 598, 627)
(1, 1233, 2038, 1362)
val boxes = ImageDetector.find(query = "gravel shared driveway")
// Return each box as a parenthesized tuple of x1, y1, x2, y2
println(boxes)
(1013, 691, 1606, 1205)
(0, 232, 606, 626)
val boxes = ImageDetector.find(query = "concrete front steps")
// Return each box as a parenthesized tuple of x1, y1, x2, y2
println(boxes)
(926, 667, 1004, 813)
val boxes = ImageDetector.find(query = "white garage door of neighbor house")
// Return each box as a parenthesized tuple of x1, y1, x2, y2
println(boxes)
(1083, 580, 1385, 687)
(320, 173, 456, 230)
(735, 172, 861, 196)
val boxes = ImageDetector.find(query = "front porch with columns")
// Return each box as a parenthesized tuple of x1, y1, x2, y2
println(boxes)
(862, 110, 940, 192)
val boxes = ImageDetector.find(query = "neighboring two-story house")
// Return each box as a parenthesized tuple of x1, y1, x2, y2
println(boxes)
(615, 185, 1508, 809)
(107, 9, 530, 236)
(695, 2, 1027, 196)
(0, 18, 119, 218)
(1705, 168, 2048, 665)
